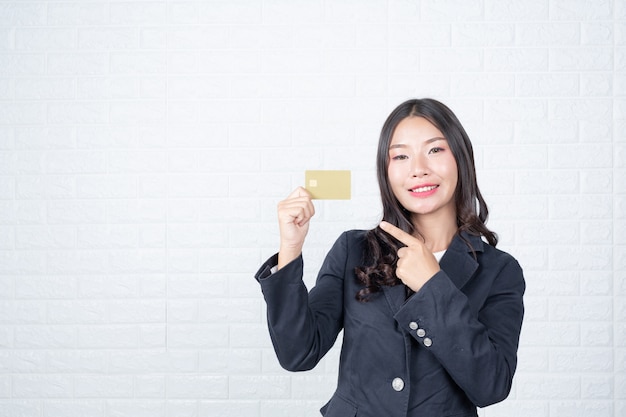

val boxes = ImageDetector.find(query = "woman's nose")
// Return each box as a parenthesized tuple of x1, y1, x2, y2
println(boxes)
(410, 155, 428, 177)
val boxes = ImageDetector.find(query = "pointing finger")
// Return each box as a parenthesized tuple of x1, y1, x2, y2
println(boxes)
(379, 221, 421, 247)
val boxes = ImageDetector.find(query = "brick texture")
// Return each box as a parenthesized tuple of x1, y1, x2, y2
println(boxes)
(0, 1, 624, 416)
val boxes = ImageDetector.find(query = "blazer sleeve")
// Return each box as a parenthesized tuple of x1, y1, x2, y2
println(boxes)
(254, 233, 347, 372)
(394, 254, 525, 407)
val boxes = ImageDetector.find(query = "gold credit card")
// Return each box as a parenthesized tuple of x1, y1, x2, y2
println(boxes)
(305, 170, 351, 200)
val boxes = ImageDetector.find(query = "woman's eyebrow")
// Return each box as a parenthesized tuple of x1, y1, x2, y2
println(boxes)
(389, 137, 446, 149)
(425, 136, 447, 143)
(389, 143, 406, 150)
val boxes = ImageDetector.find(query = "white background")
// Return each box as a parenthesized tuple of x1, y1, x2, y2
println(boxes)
(0, 0, 624, 416)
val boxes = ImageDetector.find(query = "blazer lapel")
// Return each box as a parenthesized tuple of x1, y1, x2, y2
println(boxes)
(439, 232, 483, 290)
(382, 283, 406, 315)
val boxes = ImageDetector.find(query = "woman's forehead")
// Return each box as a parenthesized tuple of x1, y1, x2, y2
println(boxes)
(390, 117, 445, 145)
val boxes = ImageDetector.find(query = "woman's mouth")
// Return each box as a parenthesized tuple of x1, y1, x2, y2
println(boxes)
(410, 185, 438, 193)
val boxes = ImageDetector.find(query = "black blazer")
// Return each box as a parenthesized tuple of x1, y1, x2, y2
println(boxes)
(255, 230, 525, 417)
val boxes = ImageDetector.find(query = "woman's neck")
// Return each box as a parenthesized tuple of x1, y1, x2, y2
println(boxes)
(411, 213, 458, 253)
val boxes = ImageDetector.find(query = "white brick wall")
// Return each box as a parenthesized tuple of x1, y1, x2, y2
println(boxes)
(0, 0, 623, 416)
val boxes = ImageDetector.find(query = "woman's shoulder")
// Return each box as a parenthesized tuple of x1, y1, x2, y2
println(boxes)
(478, 240, 523, 275)
(330, 229, 370, 258)
(342, 229, 370, 241)
(456, 232, 520, 268)
(482, 240, 517, 259)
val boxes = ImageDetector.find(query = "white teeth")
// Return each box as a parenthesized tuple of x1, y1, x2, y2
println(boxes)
(411, 185, 437, 193)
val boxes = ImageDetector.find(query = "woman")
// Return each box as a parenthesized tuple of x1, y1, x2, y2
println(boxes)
(254, 98, 525, 417)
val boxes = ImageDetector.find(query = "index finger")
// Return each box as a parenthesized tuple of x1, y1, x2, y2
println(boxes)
(379, 221, 420, 247)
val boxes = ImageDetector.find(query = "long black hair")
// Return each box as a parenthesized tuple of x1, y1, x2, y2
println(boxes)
(354, 98, 497, 302)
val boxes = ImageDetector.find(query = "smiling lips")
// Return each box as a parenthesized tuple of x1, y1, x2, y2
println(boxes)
(409, 184, 439, 196)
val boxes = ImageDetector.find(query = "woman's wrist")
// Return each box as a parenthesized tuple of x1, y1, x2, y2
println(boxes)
(277, 245, 302, 270)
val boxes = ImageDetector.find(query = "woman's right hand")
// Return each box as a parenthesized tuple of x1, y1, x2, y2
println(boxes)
(277, 187, 315, 269)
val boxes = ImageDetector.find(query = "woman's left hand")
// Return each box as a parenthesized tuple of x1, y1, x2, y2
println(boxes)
(379, 221, 441, 293)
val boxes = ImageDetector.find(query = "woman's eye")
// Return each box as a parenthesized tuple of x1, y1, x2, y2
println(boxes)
(429, 147, 444, 154)
(391, 154, 408, 161)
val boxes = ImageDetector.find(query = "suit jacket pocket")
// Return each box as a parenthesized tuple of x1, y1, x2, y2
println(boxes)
(320, 393, 357, 417)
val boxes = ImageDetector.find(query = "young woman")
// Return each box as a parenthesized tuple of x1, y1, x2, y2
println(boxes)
(254, 98, 525, 417)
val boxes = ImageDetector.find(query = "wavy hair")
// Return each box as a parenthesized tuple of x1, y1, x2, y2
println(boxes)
(354, 98, 497, 302)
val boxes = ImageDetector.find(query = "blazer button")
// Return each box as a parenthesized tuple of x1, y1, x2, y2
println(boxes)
(416, 328, 426, 338)
(423, 337, 433, 347)
(392, 377, 405, 392)
(409, 321, 418, 330)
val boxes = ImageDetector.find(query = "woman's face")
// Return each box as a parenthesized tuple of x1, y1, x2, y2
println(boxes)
(387, 116, 458, 223)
